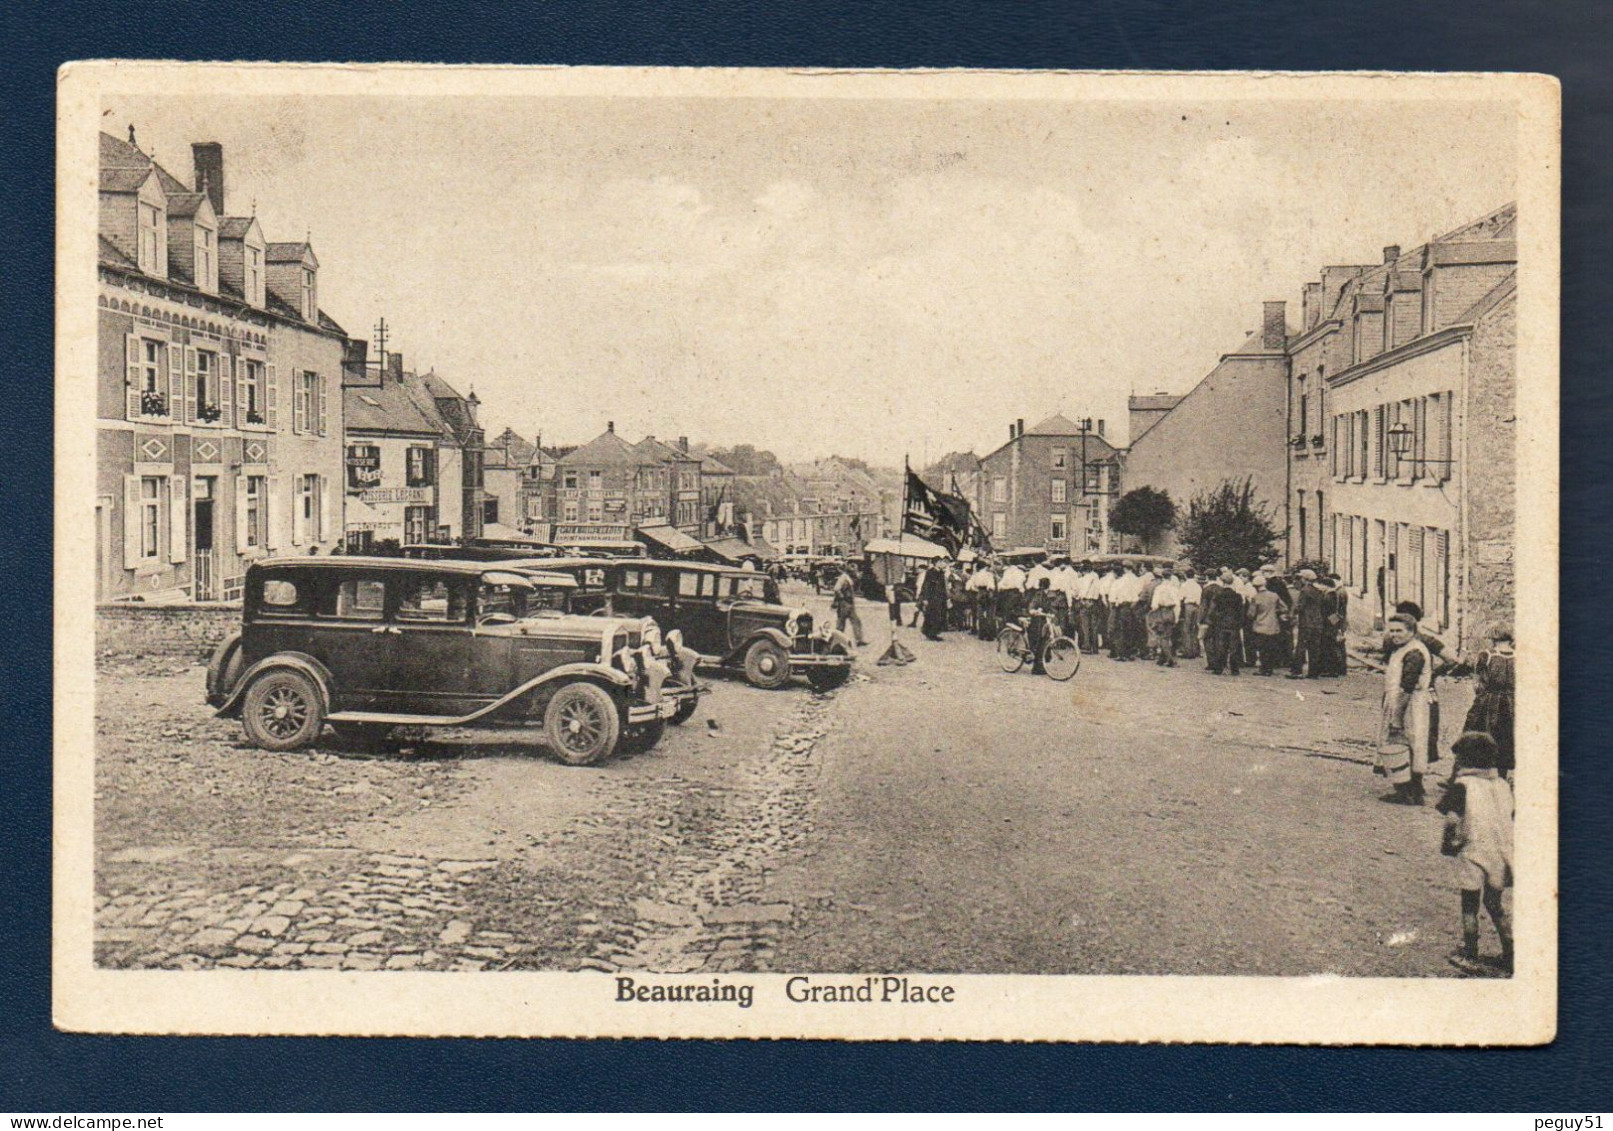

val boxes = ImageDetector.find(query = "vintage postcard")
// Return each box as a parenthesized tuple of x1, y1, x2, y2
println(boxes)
(55, 64, 1559, 1042)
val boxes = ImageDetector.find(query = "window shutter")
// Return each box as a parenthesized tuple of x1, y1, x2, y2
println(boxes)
(266, 364, 278, 430)
(1371, 406, 1383, 478)
(1445, 392, 1458, 480)
(167, 343, 183, 421)
(266, 475, 282, 550)
(235, 475, 251, 555)
(320, 474, 332, 542)
(182, 347, 198, 424)
(291, 476, 304, 546)
(318, 374, 329, 436)
(169, 476, 187, 563)
(123, 475, 142, 570)
(125, 334, 142, 420)
(235, 357, 248, 429)
(1411, 397, 1425, 480)
(1435, 529, 1450, 625)
(292, 374, 306, 435)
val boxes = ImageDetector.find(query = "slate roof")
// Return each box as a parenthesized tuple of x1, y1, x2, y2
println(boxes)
(219, 217, 257, 240)
(99, 166, 154, 193)
(266, 241, 314, 263)
(1026, 413, 1084, 436)
(486, 428, 537, 469)
(166, 192, 209, 219)
(343, 380, 443, 436)
(99, 132, 189, 195)
(98, 235, 138, 270)
(700, 454, 736, 476)
(558, 428, 643, 468)
(1452, 270, 1518, 325)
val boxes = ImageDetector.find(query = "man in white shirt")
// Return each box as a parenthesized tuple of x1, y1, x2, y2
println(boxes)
(1149, 569, 1184, 667)
(1177, 568, 1204, 660)
(1071, 562, 1099, 653)
(967, 563, 997, 639)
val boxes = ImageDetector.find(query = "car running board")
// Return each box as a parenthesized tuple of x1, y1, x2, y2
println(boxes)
(326, 710, 472, 727)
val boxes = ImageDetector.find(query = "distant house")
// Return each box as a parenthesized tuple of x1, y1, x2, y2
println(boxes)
(483, 426, 536, 531)
(977, 414, 1120, 554)
(341, 362, 454, 551)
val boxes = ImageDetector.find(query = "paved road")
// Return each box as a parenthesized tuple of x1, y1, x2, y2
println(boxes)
(94, 586, 1482, 977)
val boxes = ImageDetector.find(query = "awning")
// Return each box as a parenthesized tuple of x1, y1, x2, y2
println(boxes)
(861, 535, 951, 560)
(481, 522, 546, 544)
(635, 523, 706, 557)
(702, 535, 777, 563)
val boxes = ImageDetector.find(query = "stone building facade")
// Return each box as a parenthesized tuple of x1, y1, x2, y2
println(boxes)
(1319, 205, 1516, 650)
(96, 130, 349, 602)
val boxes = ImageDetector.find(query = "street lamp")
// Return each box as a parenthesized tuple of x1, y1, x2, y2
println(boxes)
(1387, 421, 1414, 456)
(1387, 420, 1455, 471)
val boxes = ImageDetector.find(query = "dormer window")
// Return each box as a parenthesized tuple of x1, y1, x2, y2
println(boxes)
(195, 226, 214, 290)
(138, 202, 163, 273)
(247, 246, 263, 306)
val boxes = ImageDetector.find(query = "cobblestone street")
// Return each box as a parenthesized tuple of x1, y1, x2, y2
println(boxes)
(96, 584, 1482, 977)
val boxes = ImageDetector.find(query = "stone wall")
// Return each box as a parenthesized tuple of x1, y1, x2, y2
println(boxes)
(1463, 292, 1516, 644)
(97, 603, 239, 664)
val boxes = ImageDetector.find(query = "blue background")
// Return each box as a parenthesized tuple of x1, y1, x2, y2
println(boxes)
(2, 0, 1608, 1112)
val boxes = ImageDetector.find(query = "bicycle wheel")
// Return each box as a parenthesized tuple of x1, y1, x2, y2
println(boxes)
(1043, 636, 1081, 681)
(996, 627, 1027, 673)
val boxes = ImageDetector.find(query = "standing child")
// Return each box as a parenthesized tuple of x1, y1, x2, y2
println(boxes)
(1437, 731, 1515, 974)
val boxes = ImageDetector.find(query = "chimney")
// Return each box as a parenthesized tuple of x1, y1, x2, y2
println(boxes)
(677, 436, 689, 453)
(607, 421, 615, 434)
(388, 352, 404, 382)
(1382, 245, 1401, 264)
(1097, 419, 1106, 437)
(1016, 418, 1025, 439)
(1009, 423, 1016, 441)
(1262, 300, 1287, 350)
(192, 142, 224, 216)
(1302, 281, 1323, 330)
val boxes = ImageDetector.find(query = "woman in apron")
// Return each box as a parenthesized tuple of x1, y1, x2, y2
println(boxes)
(1378, 613, 1433, 805)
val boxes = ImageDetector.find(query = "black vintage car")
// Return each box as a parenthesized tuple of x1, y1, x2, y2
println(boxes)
(516, 557, 855, 691)
(205, 558, 699, 765)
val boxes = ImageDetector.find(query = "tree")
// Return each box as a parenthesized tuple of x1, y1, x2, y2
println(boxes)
(1109, 486, 1177, 550)
(1177, 478, 1281, 574)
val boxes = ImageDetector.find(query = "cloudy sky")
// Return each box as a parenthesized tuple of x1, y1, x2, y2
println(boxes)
(111, 89, 1517, 462)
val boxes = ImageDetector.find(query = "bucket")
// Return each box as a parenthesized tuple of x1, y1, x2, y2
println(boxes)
(1376, 740, 1412, 785)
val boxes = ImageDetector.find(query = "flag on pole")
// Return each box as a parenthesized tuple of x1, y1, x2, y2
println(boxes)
(903, 465, 971, 557)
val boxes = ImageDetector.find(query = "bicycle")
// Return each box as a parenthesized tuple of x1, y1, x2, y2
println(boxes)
(996, 614, 1081, 681)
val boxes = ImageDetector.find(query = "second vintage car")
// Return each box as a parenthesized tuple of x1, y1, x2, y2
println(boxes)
(515, 558, 856, 691)
(205, 558, 699, 765)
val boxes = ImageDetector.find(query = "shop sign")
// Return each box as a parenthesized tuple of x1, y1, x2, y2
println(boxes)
(346, 445, 383, 490)
(360, 486, 431, 505)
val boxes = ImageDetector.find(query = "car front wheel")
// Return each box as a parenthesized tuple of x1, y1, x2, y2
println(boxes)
(241, 669, 325, 751)
(742, 638, 793, 690)
(543, 682, 622, 765)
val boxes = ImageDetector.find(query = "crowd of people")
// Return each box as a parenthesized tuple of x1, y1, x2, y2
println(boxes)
(811, 551, 1518, 976)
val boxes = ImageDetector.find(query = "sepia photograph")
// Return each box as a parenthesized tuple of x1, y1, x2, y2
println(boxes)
(54, 65, 1559, 1042)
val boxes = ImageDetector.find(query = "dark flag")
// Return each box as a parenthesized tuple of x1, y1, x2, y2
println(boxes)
(706, 484, 726, 531)
(968, 512, 994, 555)
(903, 467, 970, 557)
